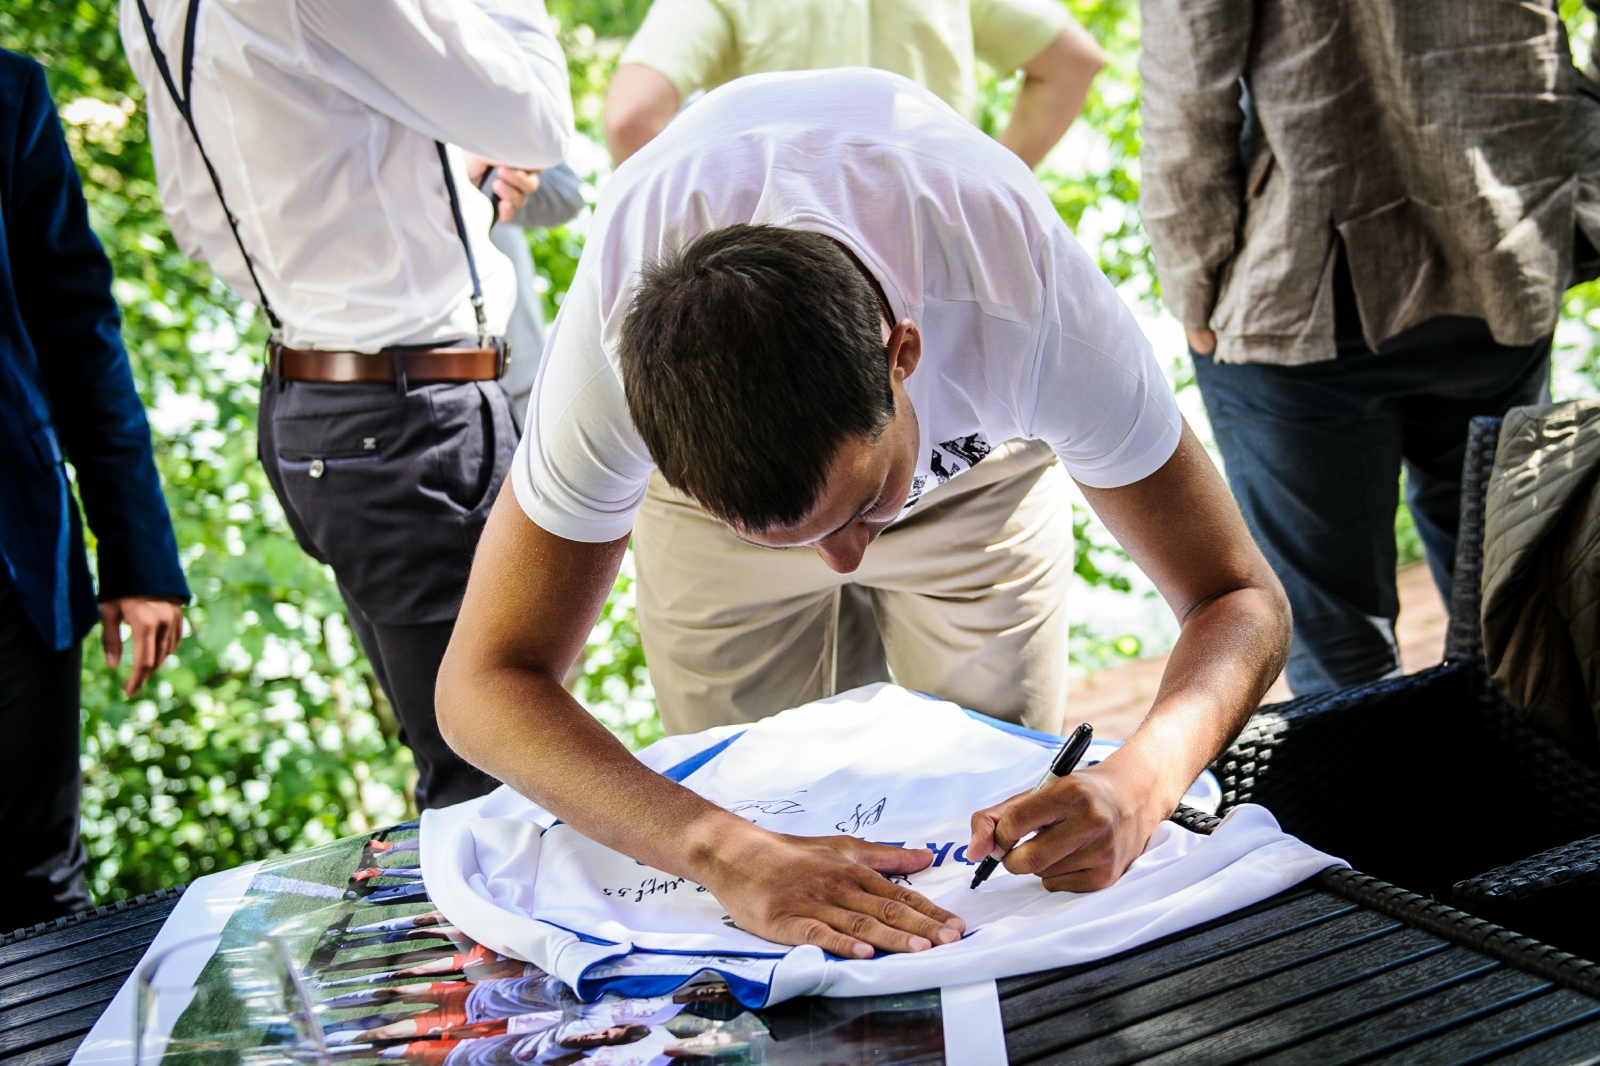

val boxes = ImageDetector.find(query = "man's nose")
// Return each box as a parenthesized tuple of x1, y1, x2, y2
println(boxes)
(814, 524, 871, 574)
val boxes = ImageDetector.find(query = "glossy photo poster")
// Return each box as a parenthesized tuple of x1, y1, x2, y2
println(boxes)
(69, 824, 964, 1066)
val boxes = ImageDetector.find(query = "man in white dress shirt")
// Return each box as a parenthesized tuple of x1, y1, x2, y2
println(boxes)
(122, 0, 572, 807)
(437, 70, 1292, 960)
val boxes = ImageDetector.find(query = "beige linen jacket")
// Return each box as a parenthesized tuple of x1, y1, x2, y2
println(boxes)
(1481, 400, 1600, 764)
(1140, 0, 1600, 365)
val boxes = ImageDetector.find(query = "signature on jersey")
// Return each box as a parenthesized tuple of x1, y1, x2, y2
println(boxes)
(602, 876, 711, 904)
(726, 792, 808, 817)
(836, 797, 887, 834)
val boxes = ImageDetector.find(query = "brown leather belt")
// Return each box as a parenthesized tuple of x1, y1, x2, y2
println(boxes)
(268, 341, 508, 384)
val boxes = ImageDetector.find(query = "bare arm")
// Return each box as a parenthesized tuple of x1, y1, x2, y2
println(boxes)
(996, 25, 1105, 169)
(970, 422, 1289, 888)
(604, 64, 679, 166)
(437, 486, 965, 956)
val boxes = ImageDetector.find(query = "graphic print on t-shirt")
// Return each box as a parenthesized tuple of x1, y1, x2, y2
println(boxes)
(930, 433, 992, 485)
(900, 433, 994, 516)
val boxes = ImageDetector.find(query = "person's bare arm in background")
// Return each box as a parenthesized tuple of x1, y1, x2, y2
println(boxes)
(996, 23, 1105, 169)
(605, 63, 679, 165)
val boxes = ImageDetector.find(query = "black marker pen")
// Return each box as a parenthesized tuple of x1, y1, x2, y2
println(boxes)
(970, 722, 1094, 889)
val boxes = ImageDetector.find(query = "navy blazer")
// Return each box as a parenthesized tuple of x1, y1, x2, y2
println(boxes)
(0, 49, 187, 651)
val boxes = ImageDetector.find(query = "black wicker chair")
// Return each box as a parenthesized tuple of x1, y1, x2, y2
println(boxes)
(1210, 418, 1600, 926)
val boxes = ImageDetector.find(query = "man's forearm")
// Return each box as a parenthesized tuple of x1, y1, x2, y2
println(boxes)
(438, 653, 763, 881)
(1108, 584, 1289, 815)
(435, 490, 754, 879)
(997, 27, 1104, 169)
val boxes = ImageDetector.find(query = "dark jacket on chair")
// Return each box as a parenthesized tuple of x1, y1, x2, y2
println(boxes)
(1482, 399, 1600, 763)
(0, 48, 187, 651)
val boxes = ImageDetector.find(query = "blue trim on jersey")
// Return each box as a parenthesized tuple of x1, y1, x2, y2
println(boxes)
(534, 918, 624, 947)
(577, 967, 775, 1008)
(661, 732, 745, 782)
(961, 708, 1065, 749)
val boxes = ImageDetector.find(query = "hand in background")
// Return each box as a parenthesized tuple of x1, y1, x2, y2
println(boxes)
(1186, 328, 1218, 356)
(100, 596, 185, 697)
(464, 153, 542, 223)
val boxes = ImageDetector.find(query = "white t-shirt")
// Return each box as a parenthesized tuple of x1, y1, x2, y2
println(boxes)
(420, 685, 1343, 1006)
(512, 69, 1182, 543)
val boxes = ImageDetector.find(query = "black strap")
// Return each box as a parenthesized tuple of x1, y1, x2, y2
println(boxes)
(137, 0, 495, 347)
(436, 142, 490, 346)
(134, 0, 280, 332)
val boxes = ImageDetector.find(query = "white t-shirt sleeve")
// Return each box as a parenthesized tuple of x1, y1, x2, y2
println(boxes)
(1026, 229, 1182, 488)
(511, 268, 656, 542)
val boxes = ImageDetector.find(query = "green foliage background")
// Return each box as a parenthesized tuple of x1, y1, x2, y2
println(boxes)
(8, 0, 1600, 903)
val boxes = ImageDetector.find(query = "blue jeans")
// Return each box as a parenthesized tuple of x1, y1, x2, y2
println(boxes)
(1192, 316, 1549, 695)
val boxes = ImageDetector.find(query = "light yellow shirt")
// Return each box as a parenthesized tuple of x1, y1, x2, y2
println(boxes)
(618, 0, 1069, 121)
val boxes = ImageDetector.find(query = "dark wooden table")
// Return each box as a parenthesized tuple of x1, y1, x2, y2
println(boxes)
(7, 851, 1600, 1064)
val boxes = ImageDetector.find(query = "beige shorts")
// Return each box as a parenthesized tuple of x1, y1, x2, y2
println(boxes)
(633, 438, 1073, 735)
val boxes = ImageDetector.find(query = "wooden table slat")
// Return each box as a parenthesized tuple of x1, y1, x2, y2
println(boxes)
(0, 971, 136, 1036)
(3, 1035, 93, 1066)
(0, 903, 178, 970)
(0, 941, 151, 1007)
(1017, 927, 1447, 1066)
(998, 892, 1354, 1013)
(1362, 988, 1600, 1065)
(1126, 947, 1504, 1066)
(0, 1004, 109, 1059)
(995, 887, 1328, 1000)
(1490, 1016, 1600, 1065)
(1245, 966, 1553, 1065)
(1004, 908, 1404, 1040)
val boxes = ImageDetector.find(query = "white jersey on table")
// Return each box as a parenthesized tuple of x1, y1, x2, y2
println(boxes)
(422, 686, 1343, 1004)
(512, 68, 1182, 544)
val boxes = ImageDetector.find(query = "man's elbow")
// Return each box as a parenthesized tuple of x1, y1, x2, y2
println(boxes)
(604, 104, 662, 166)
(1059, 23, 1106, 78)
(433, 639, 475, 757)
(604, 64, 678, 165)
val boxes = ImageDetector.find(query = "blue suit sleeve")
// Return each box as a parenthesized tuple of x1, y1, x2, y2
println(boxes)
(10, 63, 188, 604)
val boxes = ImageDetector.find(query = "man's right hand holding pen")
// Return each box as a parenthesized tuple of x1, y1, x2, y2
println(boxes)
(967, 722, 1175, 894)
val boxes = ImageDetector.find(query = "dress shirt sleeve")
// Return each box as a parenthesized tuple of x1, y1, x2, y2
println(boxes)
(509, 162, 585, 230)
(11, 63, 189, 603)
(970, 0, 1070, 75)
(296, 0, 573, 169)
(1136, 0, 1252, 331)
(616, 0, 737, 103)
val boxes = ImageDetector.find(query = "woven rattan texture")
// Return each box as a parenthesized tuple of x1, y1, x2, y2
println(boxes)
(1211, 660, 1600, 901)
(1454, 834, 1600, 962)
(1316, 868, 1600, 999)
(1445, 415, 1501, 665)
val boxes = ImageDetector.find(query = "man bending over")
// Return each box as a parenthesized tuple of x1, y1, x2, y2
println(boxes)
(437, 69, 1290, 960)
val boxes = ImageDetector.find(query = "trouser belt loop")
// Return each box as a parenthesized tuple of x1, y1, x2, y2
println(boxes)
(391, 348, 408, 396)
(269, 341, 287, 392)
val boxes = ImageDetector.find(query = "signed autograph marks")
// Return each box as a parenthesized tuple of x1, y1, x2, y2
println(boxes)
(836, 797, 887, 834)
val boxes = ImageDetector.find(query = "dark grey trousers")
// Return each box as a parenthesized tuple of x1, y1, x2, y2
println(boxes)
(258, 368, 516, 809)
(0, 578, 90, 924)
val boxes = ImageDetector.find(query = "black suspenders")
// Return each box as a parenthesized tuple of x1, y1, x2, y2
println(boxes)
(133, 0, 494, 345)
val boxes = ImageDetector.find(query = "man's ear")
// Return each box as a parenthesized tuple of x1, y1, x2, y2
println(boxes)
(886, 319, 922, 380)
